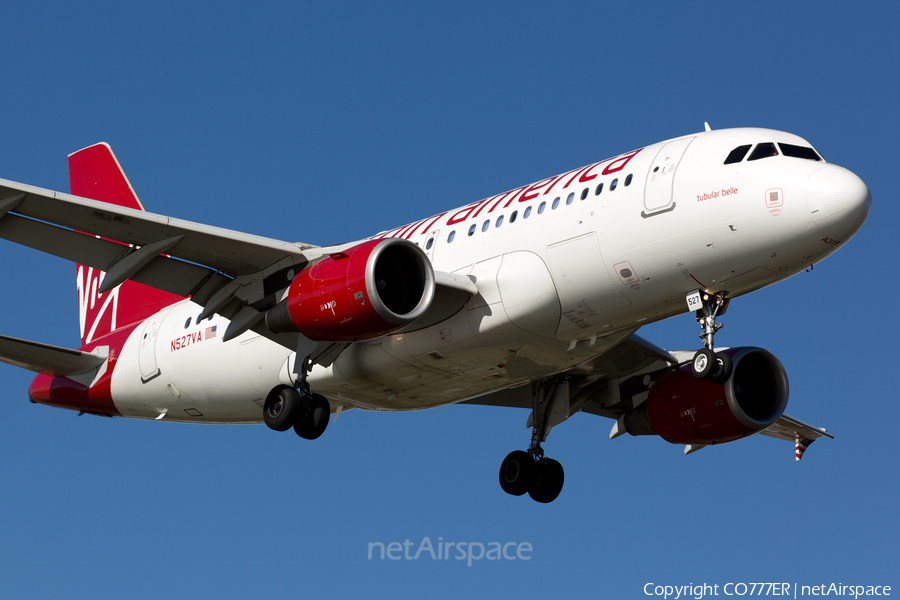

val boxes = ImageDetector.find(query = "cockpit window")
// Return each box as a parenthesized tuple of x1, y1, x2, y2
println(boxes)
(747, 142, 779, 161)
(778, 143, 822, 161)
(724, 145, 752, 164)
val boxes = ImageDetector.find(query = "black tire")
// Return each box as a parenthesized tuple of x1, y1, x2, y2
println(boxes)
(528, 458, 565, 504)
(691, 348, 716, 379)
(293, 393, 330, 440)
(264, 385, 301, 431)
(709, 352, 734, 385)
(499, 450, 535, 496)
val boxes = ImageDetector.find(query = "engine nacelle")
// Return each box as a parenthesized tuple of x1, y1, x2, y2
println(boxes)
(620, 347, 789, 445)
(266, 238, 435, 341)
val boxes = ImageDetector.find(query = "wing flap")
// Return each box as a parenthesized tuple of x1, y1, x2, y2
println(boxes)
(0, 334, 106, 377)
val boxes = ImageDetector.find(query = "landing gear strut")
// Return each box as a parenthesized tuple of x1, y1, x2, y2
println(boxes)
(499, 377, 565, 503)
(263, 355, 330, 439)
(687, 290, 733, 384)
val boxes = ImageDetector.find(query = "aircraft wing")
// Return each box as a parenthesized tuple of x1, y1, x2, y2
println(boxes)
(758, 414, 833, 460)
(0, 333, 106, 377)
(759, 413, 833, 442)
(0, 177, 313, 306)
(461, 333, 676, 411)
(464, 333, 831, 459)
(0, 178, 476, 355)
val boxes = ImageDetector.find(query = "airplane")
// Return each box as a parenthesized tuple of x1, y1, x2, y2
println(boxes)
(0, 126, 870, 503)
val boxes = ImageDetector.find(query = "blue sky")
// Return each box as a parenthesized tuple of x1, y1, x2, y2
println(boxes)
(0, 2, 896, 598)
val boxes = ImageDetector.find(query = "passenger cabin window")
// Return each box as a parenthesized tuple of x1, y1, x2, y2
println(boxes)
(447, 231, 456, 243)
(610, 178, 618, 191)
(624, 174, 633, 186)
(524, 206, 532, 218)
(468, 224, 476, 236)
(778, 143, 822, 161)
(747, 142, 779, 161)
(724, 145, 752, 164)
(595, 183, 603, 195)
(510, 210, 518, 223)
(425, 238, 434, 250)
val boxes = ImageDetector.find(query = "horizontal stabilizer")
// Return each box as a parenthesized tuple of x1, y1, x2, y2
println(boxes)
(0, 334, 106, 377)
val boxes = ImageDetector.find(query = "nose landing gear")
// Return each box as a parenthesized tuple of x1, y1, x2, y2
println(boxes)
(499, 377, 566, 503)
(263, 356, 330, 439)
(686, 290, 733, 384)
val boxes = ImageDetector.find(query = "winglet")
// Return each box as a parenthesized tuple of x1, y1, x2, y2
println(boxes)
(795, 433, 814, 461)
(759, 413, 833, 460)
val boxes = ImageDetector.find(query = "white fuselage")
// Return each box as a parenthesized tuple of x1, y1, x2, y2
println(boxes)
(107, 128, 870, 422)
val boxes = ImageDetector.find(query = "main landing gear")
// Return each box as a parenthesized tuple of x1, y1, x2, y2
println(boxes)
(499, 378, 566, 504)
(687, 290, 733, 385)
(263, 356, 330, 439)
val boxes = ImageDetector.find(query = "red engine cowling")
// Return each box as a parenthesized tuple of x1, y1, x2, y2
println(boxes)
(265, 238, 435, 341)
(620, 347, 789, 445)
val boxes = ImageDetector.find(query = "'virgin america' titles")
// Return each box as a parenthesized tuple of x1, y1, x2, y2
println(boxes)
(372, 147, 643, 240)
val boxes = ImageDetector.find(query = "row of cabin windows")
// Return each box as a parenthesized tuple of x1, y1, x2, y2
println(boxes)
(724, 142, 823, 165)
(435, 173, 633, 245)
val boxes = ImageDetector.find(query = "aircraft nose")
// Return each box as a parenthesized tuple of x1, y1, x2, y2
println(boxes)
(807, 164, 871, 241)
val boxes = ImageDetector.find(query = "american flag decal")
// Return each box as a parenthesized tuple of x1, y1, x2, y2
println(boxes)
(205, 325, 217, 340)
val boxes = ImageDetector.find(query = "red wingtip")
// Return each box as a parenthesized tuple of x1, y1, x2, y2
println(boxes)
(68, 142, 145, 210)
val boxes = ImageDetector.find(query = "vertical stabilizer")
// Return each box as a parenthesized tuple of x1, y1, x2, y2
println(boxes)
(69, 143, 183, 346)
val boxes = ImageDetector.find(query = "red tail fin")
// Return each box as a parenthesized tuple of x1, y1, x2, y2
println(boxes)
(69, 143, 183, 345)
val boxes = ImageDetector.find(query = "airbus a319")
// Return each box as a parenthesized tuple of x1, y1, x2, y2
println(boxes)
(0, 126, 869, 502)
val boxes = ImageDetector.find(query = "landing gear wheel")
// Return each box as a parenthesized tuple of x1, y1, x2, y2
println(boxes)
(709, 352, 734, 385)
(691, 348, 716, 379)
(264, 385, 301, 432)
(293, 393, 330, 440)
(528, 458, 564, 504)
(499, 450, 535, 496)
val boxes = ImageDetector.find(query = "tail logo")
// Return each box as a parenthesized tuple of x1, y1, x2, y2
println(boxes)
(77, 265, 120, 345)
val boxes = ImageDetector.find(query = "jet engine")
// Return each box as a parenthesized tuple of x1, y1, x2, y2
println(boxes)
(266, 238, 435, 341)
(617, 347, 788, 445)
